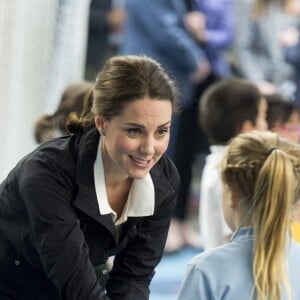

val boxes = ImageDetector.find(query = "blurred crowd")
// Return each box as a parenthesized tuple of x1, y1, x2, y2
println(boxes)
(35, 0, 300, 252)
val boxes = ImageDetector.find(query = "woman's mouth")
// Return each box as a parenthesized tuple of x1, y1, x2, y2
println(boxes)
(129, 155, 152, 167)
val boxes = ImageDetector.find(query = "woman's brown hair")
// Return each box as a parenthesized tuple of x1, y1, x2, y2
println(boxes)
(67, 55, 179, 134)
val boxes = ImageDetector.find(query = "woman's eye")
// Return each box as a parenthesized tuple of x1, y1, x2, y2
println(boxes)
(157, 128, 169, 137)
(126, 128, 142, 136)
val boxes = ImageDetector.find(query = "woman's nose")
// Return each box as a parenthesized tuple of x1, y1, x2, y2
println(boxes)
(140, 136, 155, 155)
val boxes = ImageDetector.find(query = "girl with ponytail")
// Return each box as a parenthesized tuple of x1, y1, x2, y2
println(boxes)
(178, 131, 300, 300)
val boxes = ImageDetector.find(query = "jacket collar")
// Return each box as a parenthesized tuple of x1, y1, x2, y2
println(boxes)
(73, 129, 116, 237)
(72, 128, 176, 238)
(94, 138, 155, 222)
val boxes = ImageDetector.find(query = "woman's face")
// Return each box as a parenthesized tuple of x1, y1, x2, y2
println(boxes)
(95, 97, 172, 180)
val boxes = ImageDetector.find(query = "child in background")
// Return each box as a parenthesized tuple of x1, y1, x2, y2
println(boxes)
(178, 131, 300, 300)
(266, 93, 300, 144)
(34, 81, 93, 143)
(265, 93, 300, 242)
(198, 78, 268, 250)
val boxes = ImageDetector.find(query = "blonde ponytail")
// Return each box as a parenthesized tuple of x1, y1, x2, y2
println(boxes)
(252, 149, 293, 300)
(221, 131, 300, 300)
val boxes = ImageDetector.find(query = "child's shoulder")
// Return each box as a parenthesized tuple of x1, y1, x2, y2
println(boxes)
(188, 244, 231, 268)
(188, 239, 252, 275)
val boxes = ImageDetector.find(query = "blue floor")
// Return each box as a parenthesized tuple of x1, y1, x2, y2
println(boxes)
(149, 247, 202, 300)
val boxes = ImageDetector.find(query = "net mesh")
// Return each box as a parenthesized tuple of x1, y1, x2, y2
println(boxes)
(0, 0, 91, 180)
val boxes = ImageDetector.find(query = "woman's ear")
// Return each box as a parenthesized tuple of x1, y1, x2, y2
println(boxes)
(95, 115, 106, 136)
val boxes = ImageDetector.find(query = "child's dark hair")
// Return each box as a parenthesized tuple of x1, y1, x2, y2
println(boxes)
(199, 78, 262, 145)
(265, 93, 298, 128)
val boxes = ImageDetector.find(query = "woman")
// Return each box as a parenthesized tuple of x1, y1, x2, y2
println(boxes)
(0, 55, 180, 300)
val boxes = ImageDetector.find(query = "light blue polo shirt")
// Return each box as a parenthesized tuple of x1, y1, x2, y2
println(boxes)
(177, 227, 300, 300)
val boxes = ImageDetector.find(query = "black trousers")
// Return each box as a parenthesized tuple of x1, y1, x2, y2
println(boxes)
(172, 74, 218, 220)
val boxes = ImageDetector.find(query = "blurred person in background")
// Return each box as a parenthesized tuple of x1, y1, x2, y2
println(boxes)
(170, 0, 235, 252)
(34, 81, 93, 144)
(284, 18, 300, 107)
(233, 0, 300, 99)
(85, 0, 125, 81)
(120, 0, 210, 160)
(119, 0, 211, 252)
(265, 93, 300, 143)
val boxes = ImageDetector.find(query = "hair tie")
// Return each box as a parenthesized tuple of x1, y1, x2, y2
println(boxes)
(268, 147, 277, 155)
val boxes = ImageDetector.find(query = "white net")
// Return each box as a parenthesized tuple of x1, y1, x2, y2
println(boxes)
(0, 0, 91, 181)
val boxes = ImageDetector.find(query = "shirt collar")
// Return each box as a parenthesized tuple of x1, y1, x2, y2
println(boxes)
(231, 227, 254, 241)
(93, 139, 155, 225)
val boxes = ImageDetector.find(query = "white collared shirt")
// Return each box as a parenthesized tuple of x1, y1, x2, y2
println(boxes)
(93, 139, 155, 240)
(199, 145, 232, 250)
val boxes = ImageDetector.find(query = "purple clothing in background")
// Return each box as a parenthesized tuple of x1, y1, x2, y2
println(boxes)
(193, 0, 234, 76)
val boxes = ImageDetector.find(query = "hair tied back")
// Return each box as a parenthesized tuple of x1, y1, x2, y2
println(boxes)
(268, 147, 278, 155)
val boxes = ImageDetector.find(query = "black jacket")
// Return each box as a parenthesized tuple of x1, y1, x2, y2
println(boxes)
(0, 129, 180, 300)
